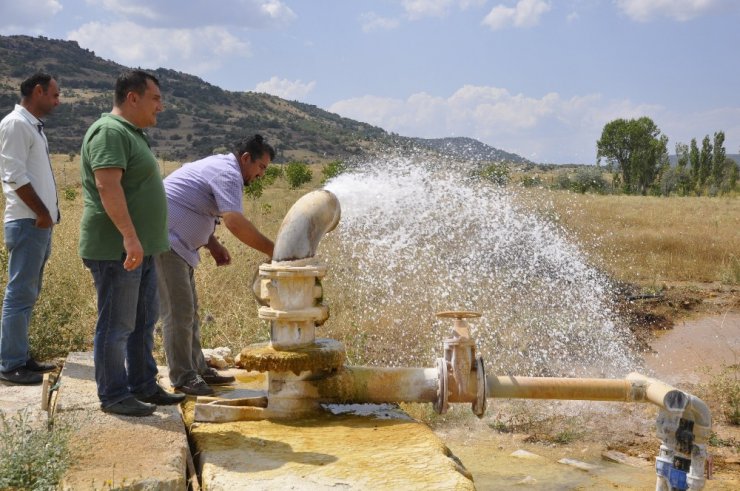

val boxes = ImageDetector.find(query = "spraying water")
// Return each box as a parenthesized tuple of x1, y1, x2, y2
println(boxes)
(320, 150, 640, 378)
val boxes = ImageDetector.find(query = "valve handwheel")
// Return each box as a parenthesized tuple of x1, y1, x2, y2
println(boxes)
(436, 310, 482, 319)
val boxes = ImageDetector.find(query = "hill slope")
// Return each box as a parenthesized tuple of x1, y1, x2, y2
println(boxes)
(0, 35, 530, 165)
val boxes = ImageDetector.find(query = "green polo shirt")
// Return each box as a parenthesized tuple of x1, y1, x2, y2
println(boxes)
(79, 113, 168, 260)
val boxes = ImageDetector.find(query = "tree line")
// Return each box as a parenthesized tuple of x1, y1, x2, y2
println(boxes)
(596, 117, 738, 196)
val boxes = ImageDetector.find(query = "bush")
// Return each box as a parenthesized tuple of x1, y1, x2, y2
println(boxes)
(321, 160, 345, 184)
(285, 162, 312, 189)
(521, 175, 543, 188)
(479, 163, 510, 186)
(571, 167, 607, 194)
(262, 165, 282, 186)
(0, 410, 71, 490)
(244, 178, 264, 200)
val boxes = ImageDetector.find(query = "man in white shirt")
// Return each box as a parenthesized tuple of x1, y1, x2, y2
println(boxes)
(0, 73, 61, 385)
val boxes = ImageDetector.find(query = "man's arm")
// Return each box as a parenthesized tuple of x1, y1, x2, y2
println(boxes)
(221, 211, 274, 258)
(94, 167, 142, 271)
(205, 234, 231, 266)
(15, 183, 53, 228)
(0, 119, 52, 227)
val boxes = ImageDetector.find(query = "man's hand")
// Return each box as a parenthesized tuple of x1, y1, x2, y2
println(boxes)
(206, 235, 231, 266)
(34, 212, 54, 229)
(122, 234, 144, 271)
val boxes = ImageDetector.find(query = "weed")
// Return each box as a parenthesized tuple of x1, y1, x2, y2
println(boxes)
(0, 410, 71, 491)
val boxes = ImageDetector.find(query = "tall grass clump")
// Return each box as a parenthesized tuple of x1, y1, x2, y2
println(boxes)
(0, 410, 71, 490)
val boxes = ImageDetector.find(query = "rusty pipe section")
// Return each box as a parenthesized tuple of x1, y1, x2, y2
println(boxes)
(315, 366, 439, 404)
(272, 190, 341, 261)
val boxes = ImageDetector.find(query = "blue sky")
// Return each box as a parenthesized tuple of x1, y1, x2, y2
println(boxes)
(1, 0, 739, 164)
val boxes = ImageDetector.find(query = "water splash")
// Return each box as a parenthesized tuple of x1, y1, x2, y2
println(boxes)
(320, 151, 639, 377)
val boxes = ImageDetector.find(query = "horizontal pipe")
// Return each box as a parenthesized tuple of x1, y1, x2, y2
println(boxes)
(488, 376, 635, 402)
(315, 366, 438, 404)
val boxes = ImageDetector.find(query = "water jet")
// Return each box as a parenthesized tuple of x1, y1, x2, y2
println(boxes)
(195, 187, 711, 490)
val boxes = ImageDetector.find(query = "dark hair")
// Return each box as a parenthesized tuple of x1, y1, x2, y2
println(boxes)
(234, 134, 276, 161)
(20, 73, 54, 98)
(114, 70, 159, 106)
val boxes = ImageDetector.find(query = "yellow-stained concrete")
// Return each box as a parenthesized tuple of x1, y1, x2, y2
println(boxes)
(193, 411, 475, 490)
(187, 369, 474, 490)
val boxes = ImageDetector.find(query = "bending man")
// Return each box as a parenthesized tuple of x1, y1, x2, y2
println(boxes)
(157, 134, 275, 396)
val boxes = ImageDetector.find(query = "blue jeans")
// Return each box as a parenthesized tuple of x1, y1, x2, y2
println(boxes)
(0, 219, 52, 372)
(83, 256, 159, 407)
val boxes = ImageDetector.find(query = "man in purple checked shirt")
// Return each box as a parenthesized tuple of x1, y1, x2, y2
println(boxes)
(156, 134, 275, 396)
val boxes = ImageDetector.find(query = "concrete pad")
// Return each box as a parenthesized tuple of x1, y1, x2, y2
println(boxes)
(0, 378, 47, 425)
(188, 371, 474, 490)
(56, 352, 188, 490)
(194, 412, 475, 491)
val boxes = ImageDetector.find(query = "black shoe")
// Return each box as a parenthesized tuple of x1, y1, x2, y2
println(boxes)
(102, 396, 156, 417)
(202, 368, 235, 386)
(176, 375, 215, 396)
(26, 358, 56, 373)
(134, 385, 186, 405)
(0, 366, 42, 385)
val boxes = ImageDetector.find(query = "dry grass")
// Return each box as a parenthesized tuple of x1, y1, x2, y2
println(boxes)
(517, 190, 740, 285)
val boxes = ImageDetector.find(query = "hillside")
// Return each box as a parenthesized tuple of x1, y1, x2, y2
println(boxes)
(0, 34, 529, 165)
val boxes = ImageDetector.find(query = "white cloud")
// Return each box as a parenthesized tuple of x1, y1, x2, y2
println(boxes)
(615, 0, 736, 22)
(67, 21, 251, 74)
(402, 0, 456, 19)
(254, 76, 316, 100)
(328, 85, 672, 163)
(482, 0, 552, 30)
(566, 11, 580, 22)
(401, 0, 485, 19)
(360, 12, 401, 32)
(83, 0, 296, 28)
(0, 0, 62, 32)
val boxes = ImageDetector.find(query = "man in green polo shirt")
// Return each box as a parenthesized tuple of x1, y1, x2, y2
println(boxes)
(79, 70, 185, 417)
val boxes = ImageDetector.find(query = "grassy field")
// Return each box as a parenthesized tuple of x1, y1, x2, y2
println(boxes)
(1, 154, 737, 363)
(516, 189, 740, 286)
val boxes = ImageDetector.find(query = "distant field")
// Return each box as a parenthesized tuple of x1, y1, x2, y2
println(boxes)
(515, 190, 740, 285)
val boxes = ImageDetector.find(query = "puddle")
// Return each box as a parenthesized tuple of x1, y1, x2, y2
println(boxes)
(440, 430, 656, 490)
(645, 313, 740, 384)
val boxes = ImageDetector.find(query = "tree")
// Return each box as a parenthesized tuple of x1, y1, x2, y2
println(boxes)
(689, 138, 700, 189)
(698, 135, 712, 188)
(596, 117, 669, 195)
(711, 131, 726, 187)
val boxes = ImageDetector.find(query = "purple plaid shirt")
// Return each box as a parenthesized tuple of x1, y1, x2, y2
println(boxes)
(163, 153, 244, 267)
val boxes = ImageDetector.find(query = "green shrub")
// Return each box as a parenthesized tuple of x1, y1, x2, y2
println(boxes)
(321, 160, 345, 184)
(285, 162, 312, 189)
(244, 178, 264, 199)
(263, 165, 282, 185)
(521, 175, 543, 188)
(63, 187, 77, 201)
(479, 163, 510, 186)
(0, 410, 71, 491)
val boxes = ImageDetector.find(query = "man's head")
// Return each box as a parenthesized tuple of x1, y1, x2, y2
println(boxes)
(113, 70, 163, 128)
(20, 72, 60, 118)
(234, 134, 276, 184)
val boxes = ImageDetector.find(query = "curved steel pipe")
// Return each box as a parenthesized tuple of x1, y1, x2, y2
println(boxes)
(272, 190, 341, 261)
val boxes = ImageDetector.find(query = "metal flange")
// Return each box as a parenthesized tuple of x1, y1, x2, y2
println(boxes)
(472, 356, 487, 418)
(434, 357, 449, 414)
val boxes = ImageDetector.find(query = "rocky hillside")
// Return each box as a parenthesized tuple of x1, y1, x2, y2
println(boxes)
(0, 35, 530, 165)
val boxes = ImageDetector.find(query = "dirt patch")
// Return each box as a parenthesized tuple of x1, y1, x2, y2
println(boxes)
(614, 281, 739, 350)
